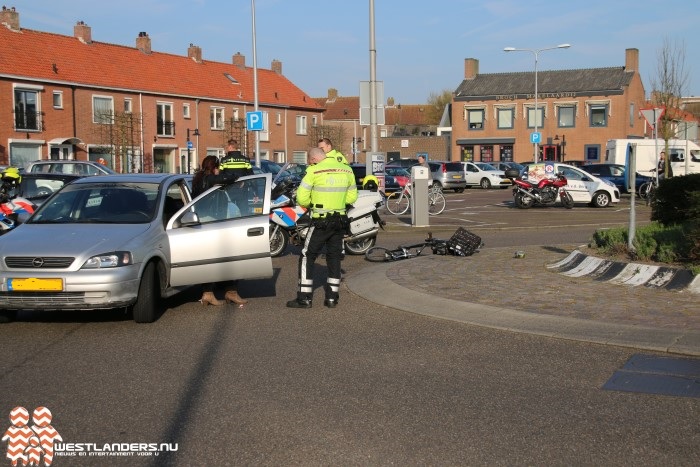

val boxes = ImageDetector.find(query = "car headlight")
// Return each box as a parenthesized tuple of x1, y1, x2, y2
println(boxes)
(82, 252, 133, 269)
(601, 179, 616, 187)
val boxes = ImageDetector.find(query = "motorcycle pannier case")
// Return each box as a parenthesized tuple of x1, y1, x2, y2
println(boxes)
(504, 168, 521, 179)
(447, 227, 482, 256)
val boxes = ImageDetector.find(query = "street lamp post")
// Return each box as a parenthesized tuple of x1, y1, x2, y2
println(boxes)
(186, 128, 200, 174)
(504, 44, 571, 163)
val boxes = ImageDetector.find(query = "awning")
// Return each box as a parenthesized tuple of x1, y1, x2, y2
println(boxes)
(48, 137, 83, 145)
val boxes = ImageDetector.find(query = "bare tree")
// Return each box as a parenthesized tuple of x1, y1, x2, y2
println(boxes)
(91, 110, 143, 173)
(308, 125, 345, 151)
(649, 37, 690, 177)
(425, 89, 453, 125)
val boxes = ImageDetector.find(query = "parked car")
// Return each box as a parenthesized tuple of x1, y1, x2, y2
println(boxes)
(385, 158, 418, 168)
(494, 161, 525, 174)
(580, 163, 654, 194)
(25, 160, 117, 176)
(384, 166, 410, 187)
(520, 162, 621, 207)
(0, 172, 274, 323)
(350, 164, 400, 193)
(427, 161, 467, 192)
(462, 161, 511, 189)
(15, 173, 81, 207)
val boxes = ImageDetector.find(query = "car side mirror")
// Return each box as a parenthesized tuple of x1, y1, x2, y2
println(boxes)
(179, 210, 200, 227)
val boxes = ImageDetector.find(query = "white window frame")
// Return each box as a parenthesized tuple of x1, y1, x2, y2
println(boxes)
(124, 98, 133, 114)
(183, 103, 191, 119)
(53, 91, 63, 109)
(312, 115, 318, 127)
(156, 101, 174, 136)
(260, 112, 270, 142)
(232, 108, 239, 122)
(296, 115, 307, 135)
(92, 95, 114, 125)
(211, 107, 225, 130)
(276, 112, 282, 125)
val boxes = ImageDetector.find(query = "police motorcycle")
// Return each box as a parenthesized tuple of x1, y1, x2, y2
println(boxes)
(269, 163, 384, 257)
(0, 167, 35, 235)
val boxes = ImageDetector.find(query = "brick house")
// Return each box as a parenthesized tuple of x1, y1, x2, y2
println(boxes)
(315, 89, 448, 163)
(450, 48, 647, 165)
(0, 6, 323, 173)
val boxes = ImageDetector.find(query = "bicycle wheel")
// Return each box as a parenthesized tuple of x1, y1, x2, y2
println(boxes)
(365, 246, 394, 262)
(638, 181, 651, 199)
(428, 192, 446, 215)
(385, 191, 410, 215)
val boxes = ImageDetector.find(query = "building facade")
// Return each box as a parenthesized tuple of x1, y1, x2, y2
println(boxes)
(451, 48, 647, 165)
(0, 6, 323, 173)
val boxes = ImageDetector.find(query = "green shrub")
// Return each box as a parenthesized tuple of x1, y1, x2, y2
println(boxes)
(652, 174, 700, 226)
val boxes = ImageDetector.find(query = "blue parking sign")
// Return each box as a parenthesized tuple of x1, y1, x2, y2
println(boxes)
(246, 111, 264, 131)
(530, 132, 541, 144)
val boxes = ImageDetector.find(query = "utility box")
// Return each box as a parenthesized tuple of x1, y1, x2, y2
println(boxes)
(411, 166, 429, 227)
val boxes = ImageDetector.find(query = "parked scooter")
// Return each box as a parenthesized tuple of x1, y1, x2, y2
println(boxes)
(505, 168, 574, 209)
(268, 170, 384, 257)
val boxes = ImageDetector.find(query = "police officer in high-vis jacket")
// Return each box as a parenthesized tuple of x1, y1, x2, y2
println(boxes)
(287, 147, 358, 309)
(220, 139, 253, 178)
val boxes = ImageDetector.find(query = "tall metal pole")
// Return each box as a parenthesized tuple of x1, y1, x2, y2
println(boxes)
(504, 44, 571, 164)
(251, 0, 260, 167)
(369, 0, 378, 153)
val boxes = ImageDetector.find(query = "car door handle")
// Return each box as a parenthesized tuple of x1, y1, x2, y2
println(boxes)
(247, 227, 264, 237)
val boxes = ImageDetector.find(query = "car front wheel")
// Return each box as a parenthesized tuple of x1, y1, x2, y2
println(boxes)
(480, 178, 492, 189)
(591, 191, 611, 208)
(132, 262, 160, 323)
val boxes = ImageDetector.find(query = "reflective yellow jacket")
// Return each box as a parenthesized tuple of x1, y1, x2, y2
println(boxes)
(327, 148, 349, 165)
(297, 156, 358, 218)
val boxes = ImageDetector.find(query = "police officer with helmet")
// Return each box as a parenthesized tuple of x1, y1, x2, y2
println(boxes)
(287, 147, 358, 309)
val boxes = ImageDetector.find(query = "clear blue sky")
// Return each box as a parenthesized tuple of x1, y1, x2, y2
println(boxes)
(18, 0, 700, 104)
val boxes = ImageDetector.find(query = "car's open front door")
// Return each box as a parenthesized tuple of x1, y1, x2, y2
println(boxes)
(166, 173, 273, 287)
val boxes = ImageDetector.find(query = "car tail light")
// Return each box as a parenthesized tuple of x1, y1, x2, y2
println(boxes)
(442, 164, 447, 173)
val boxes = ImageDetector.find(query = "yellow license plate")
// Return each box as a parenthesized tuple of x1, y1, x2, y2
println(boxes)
(8, 278, 63, 292)
(452, 175, 462, 179)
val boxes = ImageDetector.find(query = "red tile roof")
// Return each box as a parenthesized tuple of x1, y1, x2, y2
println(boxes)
(0, 25, 323, 111)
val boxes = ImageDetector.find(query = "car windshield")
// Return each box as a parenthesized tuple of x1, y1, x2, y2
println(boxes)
(476, 163, 497, 171)
(29, 182, 159, 224)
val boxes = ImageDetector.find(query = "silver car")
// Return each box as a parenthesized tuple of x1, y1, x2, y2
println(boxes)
(0, 173, 273, 323)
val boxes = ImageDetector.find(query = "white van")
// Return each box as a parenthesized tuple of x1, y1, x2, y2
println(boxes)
(604, 139, 700, 176)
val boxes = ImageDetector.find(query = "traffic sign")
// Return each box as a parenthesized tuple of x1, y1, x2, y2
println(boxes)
(187, 141, 193, 149)
(530, 132, 541, 144)
(639, 107, 664, 129)
(246, 111, 264, 131)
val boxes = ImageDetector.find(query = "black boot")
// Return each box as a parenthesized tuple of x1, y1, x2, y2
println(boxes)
(324, 298, 338, 308)
(287, 298, 312, 308)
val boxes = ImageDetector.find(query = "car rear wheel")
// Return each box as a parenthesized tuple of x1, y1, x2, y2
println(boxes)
(591, 191, 611, 208)
(132, 262, 160, 323)
(480, 178, 492, 189)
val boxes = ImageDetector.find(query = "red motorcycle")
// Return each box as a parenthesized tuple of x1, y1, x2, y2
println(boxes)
(505, 169, 574, 209)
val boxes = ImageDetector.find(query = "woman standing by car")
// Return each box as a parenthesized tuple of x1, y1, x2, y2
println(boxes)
(191, 156, 248, 306)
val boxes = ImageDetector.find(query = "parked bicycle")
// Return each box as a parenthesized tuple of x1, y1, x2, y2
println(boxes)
(365, 228, 483, 262)
(383, 183, 446, 216)
(638, 169, 659, 206)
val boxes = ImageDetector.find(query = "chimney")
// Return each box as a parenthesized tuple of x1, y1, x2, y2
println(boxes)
(387, 97, 395, 107)
(0, 6, 19, 31)
(328, 88, 338, 99)
(271, 59, 282, 74)
(464, 58, 479, 80)
(625, 48, 639, 73)
(136, 31, 151, 54)
(188, 43, 202, 63)
(233, 52, 245, 67)
(74, 20, 91, 44)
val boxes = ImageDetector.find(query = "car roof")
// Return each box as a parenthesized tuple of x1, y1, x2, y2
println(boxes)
(69, 173, 188, 185)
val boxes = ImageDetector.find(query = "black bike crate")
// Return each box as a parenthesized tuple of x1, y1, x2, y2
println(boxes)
(447, 227, 482, 256)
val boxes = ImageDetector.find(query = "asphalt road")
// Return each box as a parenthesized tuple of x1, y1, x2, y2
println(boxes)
(2, 190, 697, 466)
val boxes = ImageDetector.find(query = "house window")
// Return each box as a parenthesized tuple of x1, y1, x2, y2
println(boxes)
(276, 112, 282, 125)
(501, 145, 514, 162)
(156, 102, 174, 136)
(183, 103, 190, 119)
(312, 115, 318, 127)
(210, 107, 224, 130)
(53, 91, 63, 109)
(589, 104, 608, 127)
(468, 109, 484, 130)
(259, 112, 269, 142)
(296, 115, 307, 135)
(584, 144, 600, 162)
(232, 108, 239, 121)
(14, 88, 41, 130)
(93, 95, 114, 125)
(527, 107, 544, 129)
(497, 108, 514, 129)
(124, 98, 133, 113)
(380, 128, 388, 138)
(558, 105, 575, 128)
(629, 103, 635, 127)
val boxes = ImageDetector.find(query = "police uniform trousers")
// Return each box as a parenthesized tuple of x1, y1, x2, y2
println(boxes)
(296, 222, 344, 302)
